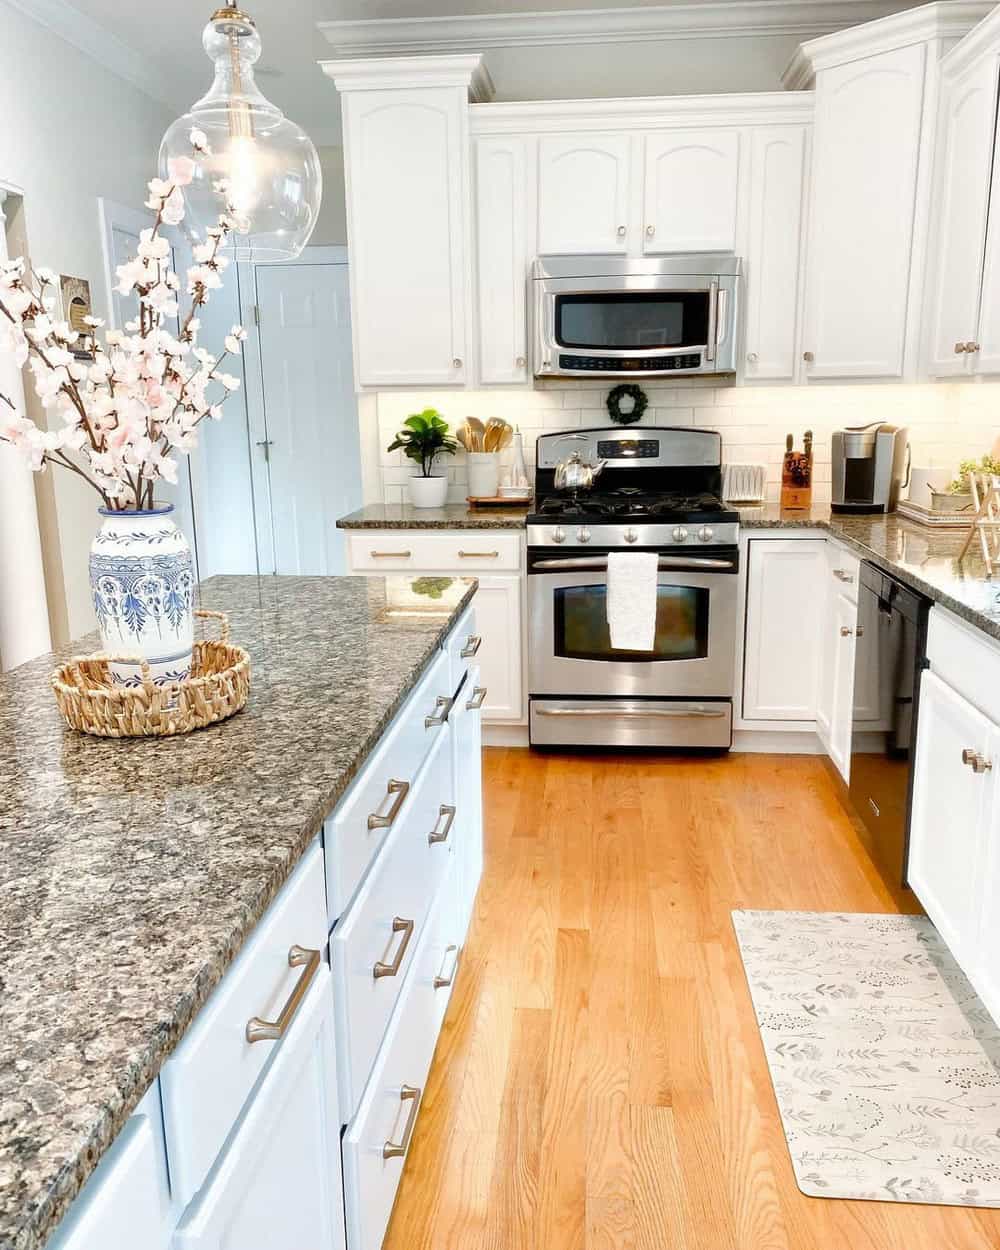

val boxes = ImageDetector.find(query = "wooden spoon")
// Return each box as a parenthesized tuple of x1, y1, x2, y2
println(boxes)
(465, 416, 486, 452)
(484, 418, 511, 453)
(455, 422, 475, 453)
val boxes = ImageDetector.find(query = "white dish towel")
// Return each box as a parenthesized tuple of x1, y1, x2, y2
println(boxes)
(606, 551, 659, 651)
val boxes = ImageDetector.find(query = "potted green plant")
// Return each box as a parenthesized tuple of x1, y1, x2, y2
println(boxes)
(932, 454, 1000, 513)
(387, 409, 458, 508)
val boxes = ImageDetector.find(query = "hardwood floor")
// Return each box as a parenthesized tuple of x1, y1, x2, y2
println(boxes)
(383, 749, 1000, 1250)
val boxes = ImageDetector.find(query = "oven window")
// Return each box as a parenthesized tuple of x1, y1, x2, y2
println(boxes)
(554, 584, 709, 662)
(555, 292, 709, 350)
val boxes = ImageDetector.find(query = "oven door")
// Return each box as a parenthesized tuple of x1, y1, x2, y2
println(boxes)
(527, 550, 738, 699)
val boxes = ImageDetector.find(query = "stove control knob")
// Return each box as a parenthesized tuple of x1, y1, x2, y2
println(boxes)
(624, 527, 639, 544)
(672, 525, 689, 543)
(697, 526, 714, 543)
(576, 526, 591, 544)
(552, 526, 567, 544)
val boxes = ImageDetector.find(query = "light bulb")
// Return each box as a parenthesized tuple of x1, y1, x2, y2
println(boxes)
(159, 7, 322, 263)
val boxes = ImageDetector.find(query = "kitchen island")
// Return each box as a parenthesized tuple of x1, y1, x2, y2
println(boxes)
(0, 573, 478, 1250)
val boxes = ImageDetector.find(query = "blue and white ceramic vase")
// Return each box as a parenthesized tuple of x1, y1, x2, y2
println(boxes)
(89, 504, 194, 687)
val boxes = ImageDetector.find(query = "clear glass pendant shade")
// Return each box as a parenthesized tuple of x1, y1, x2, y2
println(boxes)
(159, 7, 321, 262)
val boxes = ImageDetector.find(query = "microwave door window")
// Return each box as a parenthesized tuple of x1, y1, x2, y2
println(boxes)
(554, 583, 709, 661)
(555, 293, 709, 350)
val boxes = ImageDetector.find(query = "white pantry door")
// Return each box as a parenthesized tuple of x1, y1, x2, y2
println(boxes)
(246, 248, 361, 575)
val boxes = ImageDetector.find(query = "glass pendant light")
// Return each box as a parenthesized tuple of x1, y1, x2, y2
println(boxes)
(159, 7, 322, 263)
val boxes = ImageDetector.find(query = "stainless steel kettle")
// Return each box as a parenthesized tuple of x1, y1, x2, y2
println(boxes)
(553, 450, 607, 492)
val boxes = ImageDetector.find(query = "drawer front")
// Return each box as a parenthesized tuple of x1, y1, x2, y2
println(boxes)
(927, 605, 1000, 719)
(332, 727, 454, 1118)
(445, 604, 480, 695)
(160, 841, 327, 1209)
(326, 649, 453, 922)
(828, 541, 860, 603)
(348, 531, 521, 573)
(342, 890, 451, 1250)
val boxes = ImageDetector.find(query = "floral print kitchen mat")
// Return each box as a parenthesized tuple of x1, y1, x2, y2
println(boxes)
(732, 910, 1000, 1207)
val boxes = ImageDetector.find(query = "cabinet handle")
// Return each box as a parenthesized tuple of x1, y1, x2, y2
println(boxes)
(967, 342, 981, 353)
(466, 685, 488, 710)
(840, 625, 853, 637)
(802, 351, 814, 363)
(367, 778, 409, 830)
(245, 945, 321, 1044)
(425, 694, 454, 728)
(434, 944, 460, 990)
(453, 357, 463, 369)
(832, 568, 854, 583)
(616, 225, 626, 238)
(955, 342, 969, 354)
(371, 550, 412, 559)
(746, 352, 759, 364)
(516, 355, 526, 368)
(457, 550, 499, 559)
(645, 224, 655, 237)
(428, 803, 456, 845)
(382, 1085, 421, 1159)
(374, 916, 415, 979)
(854, 625, 864, 637)
(963, 748, 993, 774)
(460, 634, 482, 658)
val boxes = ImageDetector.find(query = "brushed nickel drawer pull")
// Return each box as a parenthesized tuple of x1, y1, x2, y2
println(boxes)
(374, 916, 415, 979)
(367, 778, 409, 830)
(246, 945, 321, 1043)
(428, 804, 456, 845)
(460, 634, 482, 658)
(383, 1085, 421, 1159)
(425, 695, 454, 728)
(434, 944, 460, 989)
(457, 550, 499, 559)
(370, 550, 412, 559)
(832, 568, 854, 583)
(466, 685, 487, 710)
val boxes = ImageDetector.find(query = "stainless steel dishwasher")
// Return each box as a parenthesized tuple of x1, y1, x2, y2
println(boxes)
(849, 562, 931, 890)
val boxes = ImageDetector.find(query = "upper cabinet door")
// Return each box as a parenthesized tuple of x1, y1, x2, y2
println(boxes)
(476, 135, 529, 384)
(975, 77, 1000, 375)
(642, 128, 739, 254)
(343, 87, 468, 387)
(537, 132, 631, 254)
(927, 53, 1000, 377)
(743, 126, 807, 381)
(801, 44, 927, 379)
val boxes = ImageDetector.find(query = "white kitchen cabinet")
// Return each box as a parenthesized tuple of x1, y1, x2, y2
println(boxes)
(328, 59, 481, 388)
(452, 666, 485, 935)
(743, 126, 807, 381)
(642, 128, 739, 254)
(743, 539, 827, 722)
(908, 670, 995, 973)
(174, 970, 346, 1250)
(815, 546, 860, 781)
(476, 135, 530, 384)
(801, 43, 928, 379)
(474, 575, 523, 721)
(537, 132, 632, 254)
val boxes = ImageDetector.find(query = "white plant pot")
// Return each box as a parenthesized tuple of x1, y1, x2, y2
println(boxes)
(408, 474, 449, 509)
(88, 503, 194, 687)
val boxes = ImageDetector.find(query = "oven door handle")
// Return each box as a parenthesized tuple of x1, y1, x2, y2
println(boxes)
(530, 555, 737, 572)
(534, 705, 728, 719)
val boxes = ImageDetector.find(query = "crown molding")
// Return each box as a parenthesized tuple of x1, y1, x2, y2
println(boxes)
(782, 0, 995, 85)
(4, 0, 177, 110)
(471, 90, 815, 134)
(318, 2, 911, 57)
(940, 2, 1000, 79)
(320, 53, 495, 102)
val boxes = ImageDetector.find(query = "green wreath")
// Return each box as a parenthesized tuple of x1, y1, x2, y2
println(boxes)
(606, 383, 648, 425)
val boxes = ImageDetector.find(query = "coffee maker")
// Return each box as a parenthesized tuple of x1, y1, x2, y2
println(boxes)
(831, 422, 910, 514)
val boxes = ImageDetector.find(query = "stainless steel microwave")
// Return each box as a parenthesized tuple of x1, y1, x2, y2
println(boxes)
(531, 254, 742, 379)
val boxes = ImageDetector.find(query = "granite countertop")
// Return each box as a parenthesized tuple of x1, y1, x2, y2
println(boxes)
(338, 502, 528, 530)
(0, 574, 476, 1250)
(741, 503, 1000, 643)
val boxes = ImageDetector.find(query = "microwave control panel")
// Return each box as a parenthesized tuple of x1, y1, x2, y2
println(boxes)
(558, 353, 702, 372)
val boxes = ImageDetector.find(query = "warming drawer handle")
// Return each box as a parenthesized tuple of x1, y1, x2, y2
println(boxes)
(367, 779, 410, 831)
(434, 944, 460, 990)
(535, 706, 727, 719)
(428, 804, 456, 845)
(383, 1085, 422, 1160)
(245, 945, 321, 1044)
(531, 556, 736, 572)
(373, 917, 415, 979)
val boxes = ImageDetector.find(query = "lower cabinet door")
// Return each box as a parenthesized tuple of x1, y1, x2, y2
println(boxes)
(908, 671, 993, 967)
(474, 575, 522, 721)
(828, 590, 858, 782)
(451, 667, 485, 936)
(973, 743, 1000, 1022)
(342, 913, 445, 1250)
(174, 968, 346, 1250)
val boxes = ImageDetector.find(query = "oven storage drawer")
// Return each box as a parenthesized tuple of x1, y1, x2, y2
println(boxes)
(529, 698, 732, 748)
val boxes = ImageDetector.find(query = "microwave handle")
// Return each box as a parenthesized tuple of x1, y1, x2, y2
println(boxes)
(705, 280, 719, 363)
(715, 287, 729, 351)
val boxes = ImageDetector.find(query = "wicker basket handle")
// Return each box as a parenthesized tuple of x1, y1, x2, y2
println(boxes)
(91, 653, 157, 694)
(194, 609, 230, 642)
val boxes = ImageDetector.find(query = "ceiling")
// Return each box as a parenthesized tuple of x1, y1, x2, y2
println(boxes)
(38, 0, 917, 144)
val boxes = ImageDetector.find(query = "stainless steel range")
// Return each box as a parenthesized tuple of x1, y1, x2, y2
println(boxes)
(528, 426, 739, 750)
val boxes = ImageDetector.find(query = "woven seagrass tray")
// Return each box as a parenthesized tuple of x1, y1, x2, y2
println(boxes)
(51, 609, 250, 738)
